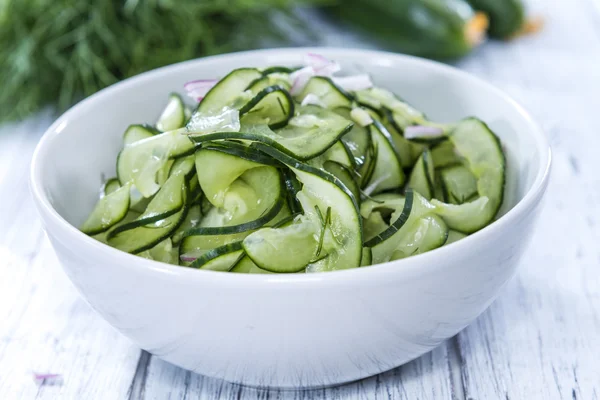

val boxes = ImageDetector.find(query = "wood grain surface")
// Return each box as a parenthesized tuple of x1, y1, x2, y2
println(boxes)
(0, 0, 598, 398)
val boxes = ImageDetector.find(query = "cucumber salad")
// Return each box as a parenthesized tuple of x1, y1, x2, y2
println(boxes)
(81, 54, 506, 273)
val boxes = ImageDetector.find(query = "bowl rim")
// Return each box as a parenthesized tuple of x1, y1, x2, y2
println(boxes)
(30, 47, 552, 288)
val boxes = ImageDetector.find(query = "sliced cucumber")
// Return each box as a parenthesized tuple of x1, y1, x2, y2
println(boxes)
(138, 238, 178, 264)
(431, 140, 464, 168)
(180, 231, 250, 266)
(307, 140, 354, 170)
(189, 105, 353, 160)
(431, 196, 491, 233)
(360, 247, 372, 266)
(188, 242, 244, 271)
(239, 85, 294, 129)
(336, 107, 372, 170)
(389, 214, 448, 260)
(197, 68, 262, 114)
(198, 166, 284, 234)
(102, 178, 121, 196)
(370, 190, 445, 263)
(298, 77, 352, 109)
(450, 118, 505, 214)
(107, 202, 188, 254)
(108, 172, 187, 236)
(355, 87, 426, 128)
(408, 150, 435, 200)
(431, 118, 506, 233)
(445, 230, 467, 245)
(246, 74, 291, 93)
(230, 256, 273, 274)
(440, 165, 478, 205)
(200, 141, 280, 167)
(123, 124, 158, 145)
(156, 93, 186, 132)
(81, 183, 131, 235)
(245, 144, 362, 272)
(171, 204, 201, 245)
(117, 129, 195, 197)
(195, 147, 265, 208)
(323, 161, 360, 203)
(363, 121, 405, 194)
(243, 216, 319, 273)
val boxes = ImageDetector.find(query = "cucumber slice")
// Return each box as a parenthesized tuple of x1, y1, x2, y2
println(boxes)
(282, 168, 303, 214)
(440, 165, 478, 205)
(102, 178, 121, 196)
(408, 150, 435, 200)
(168, 156, 196, 179)
(123, 124, 158, 145)
(117, 129, 195, 197)
(230, 256, 273, 274)
(431, 140, 464, 168)
(431, 196, 491, 233)
(239, 85, 294, 129)
(370, 190, 445, 263)
(363, 121, 405, 194)
(107, 202, 188, 254)
(108, 172, 187, 236)
(81, 183, 131, 235)
(246, 74, 291, 93)
(245, 144, 363, 272)
(323, 161, 360, 203)
(156, 93, 186, 132)
(445, 230, 467, 245)
(389, 214, 448, 260)
(195, 148, 264, 208)
(189, 105, 353, 161)
(138, 238, 178, 264)
(200, 141, 280, 167)
(360, 247, 372, 266)
(298, 77, 352, 109)
(261, 66, 296, 75)
(198, 166, 284, 234)
(197, 68, 262, 114)
(336, 107, 372, 170)
(180, 231, 250, 266)
(431, 118, 506, 233)
(450, 118, 505, 213)
(308, 140, 354, 170)
(188, 242, 244, 271)
(243, 216, 319, 273)
(171, 205, 201, 245)
(355, 87, 426, 128)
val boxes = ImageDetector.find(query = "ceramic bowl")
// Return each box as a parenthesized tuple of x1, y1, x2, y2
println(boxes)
(30, 48, 551, 388)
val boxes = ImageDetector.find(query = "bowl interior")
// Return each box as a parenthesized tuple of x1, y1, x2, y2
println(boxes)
(34, 49, 545, 230)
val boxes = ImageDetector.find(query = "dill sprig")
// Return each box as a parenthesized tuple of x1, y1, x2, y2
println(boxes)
(0, 0, 320, 123)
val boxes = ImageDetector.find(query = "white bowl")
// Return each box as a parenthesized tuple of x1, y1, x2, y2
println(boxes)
(30, 48, 551, 388)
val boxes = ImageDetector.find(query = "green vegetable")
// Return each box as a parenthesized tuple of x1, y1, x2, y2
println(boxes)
(328, 0, 489, 59)
(81, 55, 507, 272)
(465, 0, 525, 39)
(0, 0, 320, 123)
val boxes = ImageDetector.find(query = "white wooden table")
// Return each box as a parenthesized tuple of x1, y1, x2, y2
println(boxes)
(1, 0, 599, 398)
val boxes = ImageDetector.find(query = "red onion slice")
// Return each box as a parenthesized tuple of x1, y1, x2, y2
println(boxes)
(404, 125, 444, 139)
(184, 79, 218, 102)
(179, 254, 197, 263)
(290, 66, 315, 96)
(305, 53, 341, 76)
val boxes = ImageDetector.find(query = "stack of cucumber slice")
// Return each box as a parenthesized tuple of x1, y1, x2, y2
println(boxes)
(81, 58, 505, 273)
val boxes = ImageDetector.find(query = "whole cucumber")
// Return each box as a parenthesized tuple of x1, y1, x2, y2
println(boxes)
(465, 0, 525, 38)
(329, 0, 488, 59)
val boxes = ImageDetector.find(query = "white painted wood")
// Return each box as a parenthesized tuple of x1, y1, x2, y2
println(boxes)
(0, 0, 599, 398)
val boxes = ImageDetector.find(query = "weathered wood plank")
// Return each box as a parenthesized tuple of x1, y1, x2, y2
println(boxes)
(0, 118, 142, 400)
(454, 0, 600, 399)
(140, 344, 454, 400)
